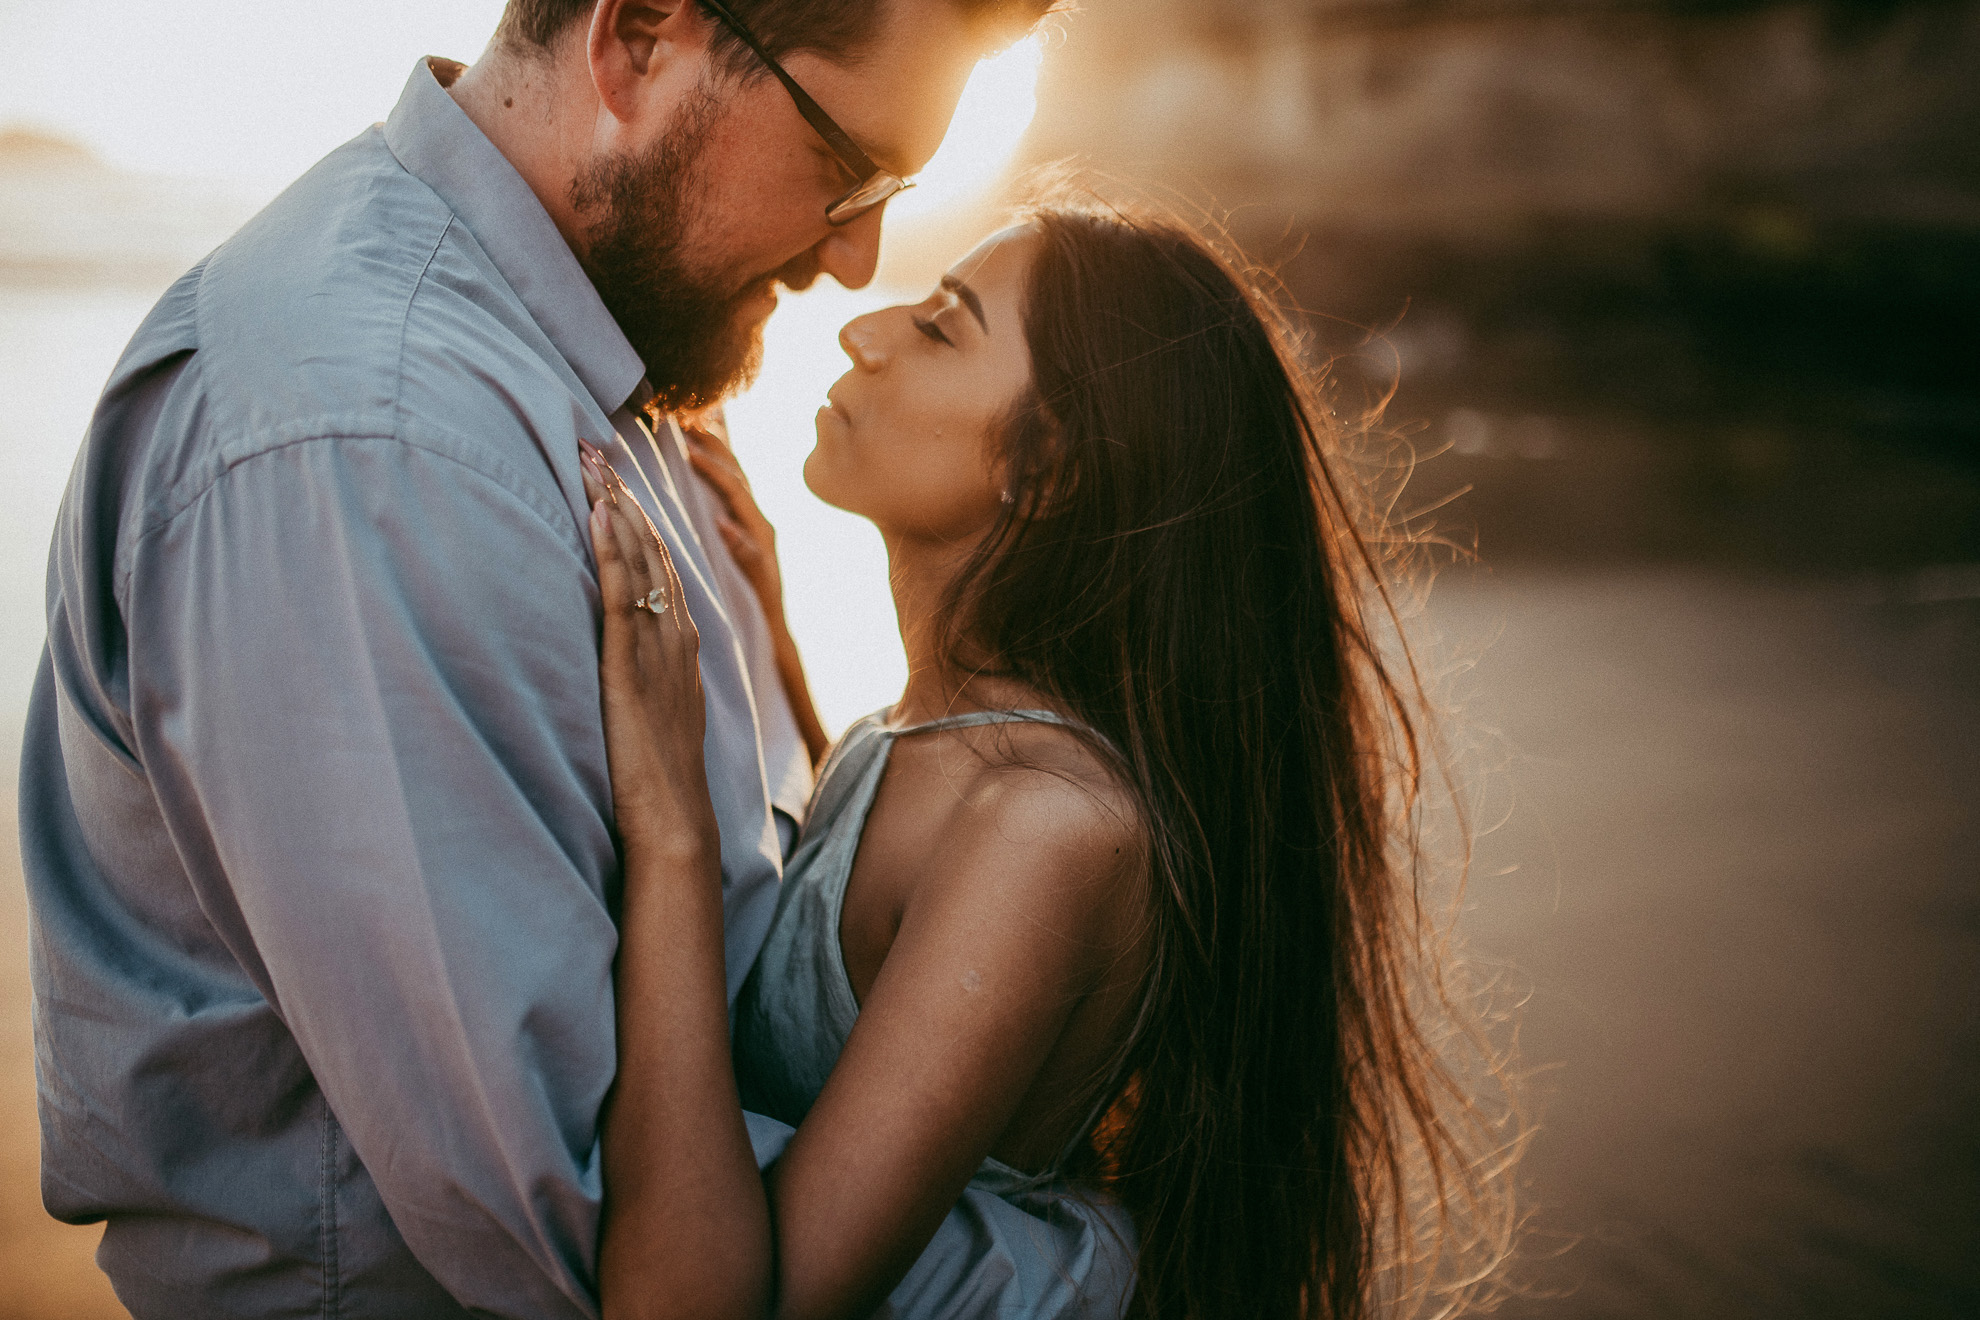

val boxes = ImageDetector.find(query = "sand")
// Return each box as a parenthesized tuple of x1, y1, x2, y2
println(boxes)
(1435, 568, 1980, 1317)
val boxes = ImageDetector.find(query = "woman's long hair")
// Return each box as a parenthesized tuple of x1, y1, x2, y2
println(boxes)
(938, 204, 1510, 1318)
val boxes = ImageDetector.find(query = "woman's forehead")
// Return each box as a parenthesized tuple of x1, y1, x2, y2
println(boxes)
(944, 224, 1040, 295)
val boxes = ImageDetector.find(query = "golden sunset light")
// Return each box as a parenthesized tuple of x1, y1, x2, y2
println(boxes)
(886, 35, 1043, 222)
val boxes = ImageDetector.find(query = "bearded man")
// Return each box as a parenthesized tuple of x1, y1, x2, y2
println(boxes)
(19, 2, 1048, 1316)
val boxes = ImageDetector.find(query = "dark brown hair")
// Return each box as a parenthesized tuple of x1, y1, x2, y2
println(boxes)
(496, 0, 1050, 68)
(945, 204, 1512, 1318)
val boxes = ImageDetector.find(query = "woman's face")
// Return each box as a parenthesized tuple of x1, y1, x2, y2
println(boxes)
(804, 226, 1039, 542)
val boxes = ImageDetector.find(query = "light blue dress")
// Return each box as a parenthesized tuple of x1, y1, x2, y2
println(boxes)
(733, 711, 1139, 1319)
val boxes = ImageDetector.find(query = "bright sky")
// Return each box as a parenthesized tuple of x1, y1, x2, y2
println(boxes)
(0, 0, 1040, 194)
(0, 0, 511, 183)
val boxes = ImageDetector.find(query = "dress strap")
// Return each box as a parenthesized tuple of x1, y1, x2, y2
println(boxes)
(889, 708, 1087, 737)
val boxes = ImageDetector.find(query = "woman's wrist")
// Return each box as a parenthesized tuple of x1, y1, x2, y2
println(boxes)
(769, 625, 831, 767)
(756, 580, 791, 640)
(620, 811, 722, 877)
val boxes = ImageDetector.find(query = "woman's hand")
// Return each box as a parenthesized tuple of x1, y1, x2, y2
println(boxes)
(585, 438, 773, 1320)
(682, 421, 831, 768)
(581, 440, 718, 862)
(684, 417, 784, 617)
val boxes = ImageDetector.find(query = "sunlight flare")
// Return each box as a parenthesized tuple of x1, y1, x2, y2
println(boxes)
(886, 36, 1044, 223)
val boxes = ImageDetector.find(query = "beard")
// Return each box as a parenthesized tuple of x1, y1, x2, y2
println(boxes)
(570, 89, 771, 414)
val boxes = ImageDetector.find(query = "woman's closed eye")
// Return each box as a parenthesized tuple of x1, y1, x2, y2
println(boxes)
(912, 315, 952, 347)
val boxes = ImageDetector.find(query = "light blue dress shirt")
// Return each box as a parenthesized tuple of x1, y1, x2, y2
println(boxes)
(19, 58, 813, 1319)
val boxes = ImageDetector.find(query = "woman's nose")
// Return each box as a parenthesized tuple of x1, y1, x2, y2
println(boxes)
(840, 315, 889, 372)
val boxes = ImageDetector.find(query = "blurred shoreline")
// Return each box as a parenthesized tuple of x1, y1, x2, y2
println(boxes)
(0, 127, 260, 291)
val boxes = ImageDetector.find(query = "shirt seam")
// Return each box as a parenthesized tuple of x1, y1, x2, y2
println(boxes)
(320, 1098, 341, 1320)
(117, 432, 587, 601)
(395, 216, 454, 440)
(125, 203, 581, 596)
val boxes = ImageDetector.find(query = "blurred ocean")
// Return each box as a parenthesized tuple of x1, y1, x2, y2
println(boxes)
(3, 142, 1978, 1318)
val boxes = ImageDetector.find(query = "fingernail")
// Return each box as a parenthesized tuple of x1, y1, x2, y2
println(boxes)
(590, 499, 609, 537)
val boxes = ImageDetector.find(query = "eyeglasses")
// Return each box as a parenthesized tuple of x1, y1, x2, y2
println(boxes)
(697, 0, 914, 226)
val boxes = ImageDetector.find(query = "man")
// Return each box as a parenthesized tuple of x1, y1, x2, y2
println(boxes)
(19, 1, 1046, 1315)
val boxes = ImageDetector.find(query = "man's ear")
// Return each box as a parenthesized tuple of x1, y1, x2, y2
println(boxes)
(586, 0, 712, 124)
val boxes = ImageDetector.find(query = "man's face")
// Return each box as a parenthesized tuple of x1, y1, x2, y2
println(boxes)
(572, 1, 983, 412)
(571, 86, 757, 413)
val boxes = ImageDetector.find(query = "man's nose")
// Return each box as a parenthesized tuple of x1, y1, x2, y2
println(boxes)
(813, 206, 884, 291)
(840, 314, 888, 371)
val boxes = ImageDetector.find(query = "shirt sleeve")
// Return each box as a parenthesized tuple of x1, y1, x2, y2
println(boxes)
(125, 432, 615, 1320)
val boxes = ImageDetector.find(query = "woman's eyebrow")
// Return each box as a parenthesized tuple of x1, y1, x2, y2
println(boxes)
(939, 275, 989, 333)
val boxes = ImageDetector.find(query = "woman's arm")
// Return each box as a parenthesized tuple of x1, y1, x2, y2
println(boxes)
(758, 765, 1143, 1318)
(582, 448, 771, 1320)
(682, 420, 831, 768)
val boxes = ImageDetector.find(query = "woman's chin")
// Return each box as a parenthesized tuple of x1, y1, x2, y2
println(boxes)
(807, 410, 862, 512)
(800, 447, 856, 516)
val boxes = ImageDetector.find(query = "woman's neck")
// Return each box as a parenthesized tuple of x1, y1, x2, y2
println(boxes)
(882, 529, 1036, 726)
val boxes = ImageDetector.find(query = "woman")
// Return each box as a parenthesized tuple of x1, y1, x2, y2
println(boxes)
(580, 204, 1498, 1320)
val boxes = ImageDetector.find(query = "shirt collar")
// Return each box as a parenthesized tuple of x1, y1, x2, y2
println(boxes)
(383, 57, 648, 415)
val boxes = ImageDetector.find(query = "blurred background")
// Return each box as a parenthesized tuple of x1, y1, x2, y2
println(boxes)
(2, 0, 1975, 1315)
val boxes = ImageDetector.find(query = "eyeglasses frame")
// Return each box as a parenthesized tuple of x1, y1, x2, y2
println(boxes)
(696, 0, 914, 226)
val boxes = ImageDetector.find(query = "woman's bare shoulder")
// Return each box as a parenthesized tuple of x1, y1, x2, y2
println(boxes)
(844, 716, 1144, 1006)
(901, 718, 1146, 917)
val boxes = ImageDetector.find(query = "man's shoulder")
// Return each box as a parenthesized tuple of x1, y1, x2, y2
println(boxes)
(120, 130, 585, 514)
(191, 128, 525, 430)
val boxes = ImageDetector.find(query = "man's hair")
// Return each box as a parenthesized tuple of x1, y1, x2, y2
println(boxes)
(495, 0, 1050, 70)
